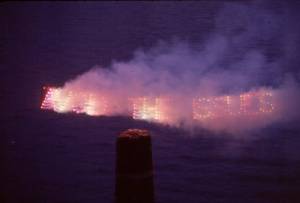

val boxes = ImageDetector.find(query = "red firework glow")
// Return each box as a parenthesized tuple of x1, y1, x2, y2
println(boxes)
(41, 86, 107, 116)
(40, 86, 275, 124)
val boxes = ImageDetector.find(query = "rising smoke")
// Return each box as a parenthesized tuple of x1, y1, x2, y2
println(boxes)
(58, 1, 300, 134)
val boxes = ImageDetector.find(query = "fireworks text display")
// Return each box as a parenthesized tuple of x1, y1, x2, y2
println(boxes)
(41, 86, 275, 123)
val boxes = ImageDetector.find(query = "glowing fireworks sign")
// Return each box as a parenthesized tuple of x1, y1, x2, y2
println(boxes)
(131, 97, 170, 122)
(41, 86, 275, 122)
(193, 91, 275, 121)
(41, 86, 107, 116)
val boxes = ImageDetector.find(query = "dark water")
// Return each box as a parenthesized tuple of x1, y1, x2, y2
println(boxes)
(4, 111, 300, 203)
(2, 2, 300, 203)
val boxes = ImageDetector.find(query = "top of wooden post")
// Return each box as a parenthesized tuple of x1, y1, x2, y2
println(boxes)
(119, 129, 150, 139)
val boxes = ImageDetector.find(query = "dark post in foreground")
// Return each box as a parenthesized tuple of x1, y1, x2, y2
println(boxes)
(115, 129, 155, 203)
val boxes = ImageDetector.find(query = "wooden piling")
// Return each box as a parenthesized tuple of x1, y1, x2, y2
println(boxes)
(115, 129, 155, 203)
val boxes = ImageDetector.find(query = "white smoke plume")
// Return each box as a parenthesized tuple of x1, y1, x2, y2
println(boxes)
(48, 1, 300, 134)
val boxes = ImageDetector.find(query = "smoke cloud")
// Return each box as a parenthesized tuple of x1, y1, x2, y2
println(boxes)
(55, 1, 300, 134)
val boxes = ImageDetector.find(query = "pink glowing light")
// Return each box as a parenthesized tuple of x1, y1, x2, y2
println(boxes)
(41, 86, 275, 122)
